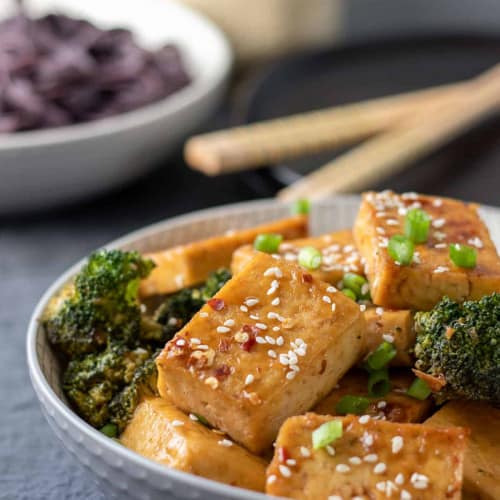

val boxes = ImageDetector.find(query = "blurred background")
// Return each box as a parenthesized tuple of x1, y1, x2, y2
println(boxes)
(2, 1, 500, 499)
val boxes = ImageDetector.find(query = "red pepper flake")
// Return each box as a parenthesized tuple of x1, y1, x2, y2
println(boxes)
(207, 298, 225, 311)
(214, 364, 231, 380)
(241, 335, 256, 352)
(278, 447, 290, 463)
(218, 338, 232, 353)
(242, 324, 261, 335)
(302, 273, 313, 283)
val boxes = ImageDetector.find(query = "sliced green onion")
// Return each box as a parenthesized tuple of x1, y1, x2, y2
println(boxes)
(365, 341, 397, 371)
(388, 235, 414, 266)
(341, 288, 357, 301)
(343, 273, 370, 300)
(449, 243, 477, 268)
(335, 395, 370, 415)
(298, 246, 322, 270)
(100, 423, 118, 438)
(193, 413, 210, 426)
(404, 208, 431, 244)
(312, 420, 343, 450)
(291, 199, 310, 215)
(407, 377, 432, 400)
(368, 368, 391, 397)
(254, 233, 283, 253)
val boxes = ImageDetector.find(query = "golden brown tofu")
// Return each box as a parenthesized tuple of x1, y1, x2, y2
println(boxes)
(354, 191, 500, 310)
(363, 308, 415, 366)
(426, 401, 500, 500)
(231, 229, 363, 285)
(140, 215, 307, 296)
(266, 413, 468, 500)
(314, 369, 433, 423)
(156, 253, 365, 454)
(120, 397, 267, 492)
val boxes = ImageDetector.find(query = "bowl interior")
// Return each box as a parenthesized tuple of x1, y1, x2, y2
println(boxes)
(28, 196, 500, 497)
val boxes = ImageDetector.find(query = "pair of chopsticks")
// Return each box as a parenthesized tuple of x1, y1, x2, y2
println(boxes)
(184, 63, 500, 201)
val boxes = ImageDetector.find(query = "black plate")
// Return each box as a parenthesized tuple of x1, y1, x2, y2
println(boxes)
(234, 34, 500, 205)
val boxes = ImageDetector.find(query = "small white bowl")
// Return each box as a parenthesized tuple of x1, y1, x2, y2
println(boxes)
(0, 0, 232, 214)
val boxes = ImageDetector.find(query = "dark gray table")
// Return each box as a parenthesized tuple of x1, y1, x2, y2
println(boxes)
(2, 114, 500, 500)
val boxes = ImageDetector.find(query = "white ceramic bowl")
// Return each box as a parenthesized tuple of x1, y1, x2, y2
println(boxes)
(27, 197, 500, 499)
(0, 0, 231, 214)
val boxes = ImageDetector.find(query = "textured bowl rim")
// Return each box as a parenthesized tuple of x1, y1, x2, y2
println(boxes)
(27, 195, 500, 498)
(0, 0, 232, 153)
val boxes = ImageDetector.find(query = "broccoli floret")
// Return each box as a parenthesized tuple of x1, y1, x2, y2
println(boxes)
(108, 350, 160, 432)
(62, 342, 151, 428)
(414, 294, 500, 405)
(45, 250, 155, 357)
(153, 268, 231, 343)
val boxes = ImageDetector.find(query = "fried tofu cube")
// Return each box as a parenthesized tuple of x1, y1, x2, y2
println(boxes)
(156, 253, 365, 454)
(120, 397, 267, 491)
(426, 401, 500, 500)
(266, 413, 468, 499)
(140, 215, 307, 296)
(363, 308, 415, 366)
(313, 369, 433, 423)
(354, 191, 500, 310)
(231, 229, 363, 285)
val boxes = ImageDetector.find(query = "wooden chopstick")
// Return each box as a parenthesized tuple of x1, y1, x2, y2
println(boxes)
(278, 63, 500, 201)
(185, 82, 467, 175)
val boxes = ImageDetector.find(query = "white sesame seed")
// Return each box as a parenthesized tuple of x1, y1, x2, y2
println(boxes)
(190, 338, 201, 345)
(279, 354, 289, 365)
(264, 267, 283, 278)
(176, 339, 186, 346)
(373, 462, 387, 474)
(322, 295, 332, 304)
(468, 236, 483, 248)
(255, 336, 266, 344)
(300, 446, 311, 457)
(240, 305, 248, 312)
(327, 286, 337, 293)
(401, 490, 412, 500)
(218, 439, 233, 447)
(359, 304, 367, 312)
(256, 323, 267, 330)
(223, 319, 235, 327)
(268, 349, 277, 358)
(382, 334, 394, 343)
(376, 481, 386, 492)
(286, 371, 296, 380)
(290, 364, 300, 372)
(410, 473, 429, 489)
(273, 326, 281, 332)
(433, 231, 446, 241)
(328, 496, 342, 500)
(197, 344, 209, 350)
(249, 314, 260, 320)
(245, 374, 254, 386)
(199, 312, 209, 318)
(386, 219, 399, 226)
(276, 336, 284, 346)
(267, 474, 277, 485)
(395, 473, 405, 485)
(433, 198, 443, 207)
(217, 326, 231, 334)
(433, 265, 449, 273)
(376, 227, 386, 235)
(265, 335, 276, 344)
(359, 415, 371, 424)
(295, 348, 306, 357)
(271, 297, 280, 306)
(335, 464, 350, 474)
(286, 459, 297, 466)
(244, 297, 259, 307)
(189, 414, 198, 421)
(364, 453, 378, 463)
(434, 242, 447, 249)
(361, 432, 374, 447)
(331, 303, 337, 312)
(376, 307, 384, 316)
(325, 445, 335, 456)
(279, 465, 292, 477)
(295, 338, 304, 346)
(392, 436, 404, 454)
(171, 420, 184, 427)
(377, 401, 387, 409)
(349, 456, 362, 465)
(268, 311, 285, 321)
(432, 218, 446, 228)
